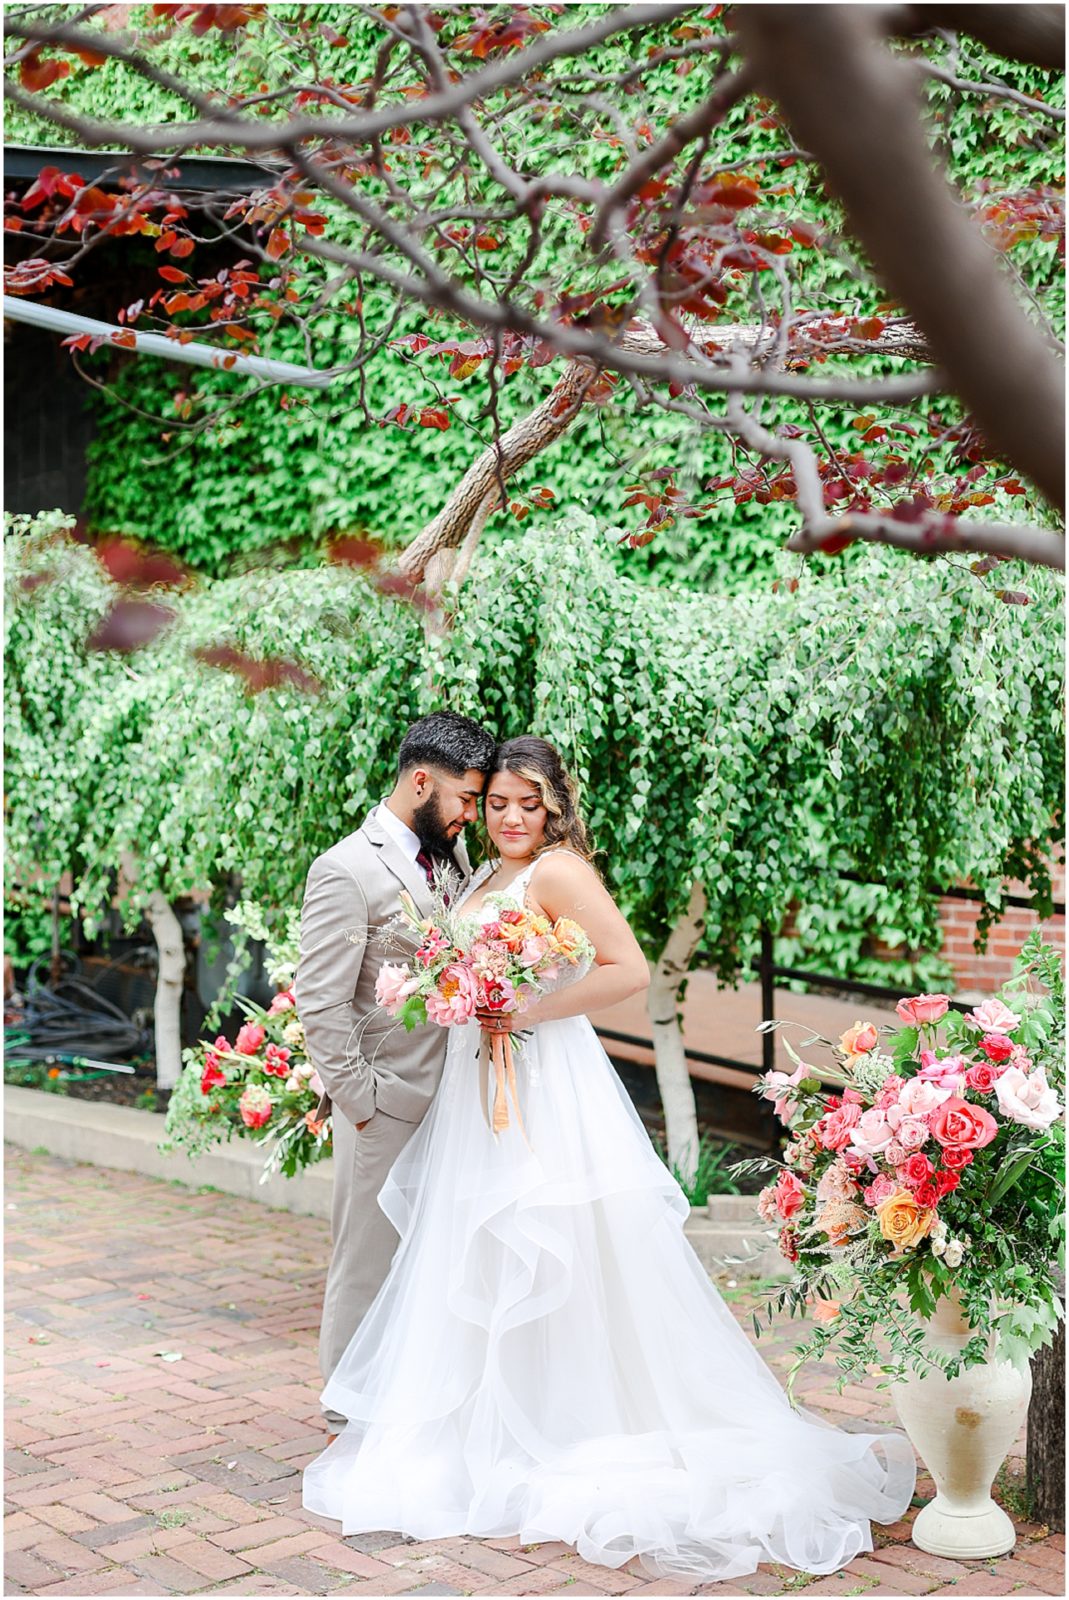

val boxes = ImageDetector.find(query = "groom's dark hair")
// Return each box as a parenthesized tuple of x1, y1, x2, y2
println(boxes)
(398, 712, 495, 779)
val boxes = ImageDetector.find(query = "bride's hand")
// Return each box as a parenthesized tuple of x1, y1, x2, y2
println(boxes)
(476, 1008, 514, 1033)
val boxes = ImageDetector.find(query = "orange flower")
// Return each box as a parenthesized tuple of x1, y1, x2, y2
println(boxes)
(840, 1020, 879, 1057)
(812, 1299, 841, 1323)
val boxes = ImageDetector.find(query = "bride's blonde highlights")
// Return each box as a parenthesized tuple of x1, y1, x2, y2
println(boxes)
(488, 737, 594, 861)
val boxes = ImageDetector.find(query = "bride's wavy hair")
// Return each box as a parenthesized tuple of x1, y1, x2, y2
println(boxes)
(487, 737, 595, 862)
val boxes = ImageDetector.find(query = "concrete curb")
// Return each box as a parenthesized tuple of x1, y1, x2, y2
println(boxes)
(3, 1086, 788, 1278)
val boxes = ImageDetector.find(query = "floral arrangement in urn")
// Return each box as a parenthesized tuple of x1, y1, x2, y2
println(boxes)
(735, 933, 1065, 1392)
(161, 903, 332, 1179)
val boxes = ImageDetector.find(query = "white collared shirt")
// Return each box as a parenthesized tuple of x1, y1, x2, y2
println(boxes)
(377, 799, 423, 866)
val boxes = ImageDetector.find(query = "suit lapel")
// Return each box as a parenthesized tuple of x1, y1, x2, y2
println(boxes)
(362, 808, 434, 914)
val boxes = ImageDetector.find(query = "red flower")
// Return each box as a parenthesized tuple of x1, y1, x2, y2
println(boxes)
(235, 1021, 266, 1055)
(778, 1225, 800, 1263)
(200, 1055, 226, 1095)
(914, 1178, 941, 1208)
(263, 1044, 292, 1078)
(898, 1153, 934, 1189)
(979, 1032, 1015, 1064)
(935, 1169, 960, 1198)
(942, 1146, 973, 1171)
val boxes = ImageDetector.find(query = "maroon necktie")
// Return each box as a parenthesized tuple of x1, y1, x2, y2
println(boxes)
(415, 847, 456, 905)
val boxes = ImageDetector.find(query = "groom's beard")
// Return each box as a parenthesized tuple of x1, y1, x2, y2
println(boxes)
(411, 790, 460, 861)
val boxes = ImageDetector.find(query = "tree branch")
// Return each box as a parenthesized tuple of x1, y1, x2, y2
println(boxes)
(893, 5, 1065, 70)
(788, 510, 1066, 571)
(735, 5, 1065, 513)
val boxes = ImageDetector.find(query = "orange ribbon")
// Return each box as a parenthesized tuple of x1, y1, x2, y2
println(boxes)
(479, 1028, 530, 1147)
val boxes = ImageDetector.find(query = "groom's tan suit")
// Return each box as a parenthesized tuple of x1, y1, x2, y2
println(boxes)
(295, 803, 470, 1422)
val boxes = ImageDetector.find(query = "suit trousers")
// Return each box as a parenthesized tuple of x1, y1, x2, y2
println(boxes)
(319, 1105, 422, 1427)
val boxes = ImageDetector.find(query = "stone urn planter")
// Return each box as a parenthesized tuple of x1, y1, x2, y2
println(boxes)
(892, 1289, 1031, 1559)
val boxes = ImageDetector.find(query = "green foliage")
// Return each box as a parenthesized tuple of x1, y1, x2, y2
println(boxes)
(5, 511, 1063, 1002)
(654, 1133, 742, 1205)
(9, 7, 1062, 582)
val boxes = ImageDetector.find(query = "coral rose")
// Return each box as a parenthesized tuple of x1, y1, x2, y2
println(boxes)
(200, 1055, 225, 1095)
(774, 1169, 806, 1220)
(816, 1099, 863, 1151)
(812, 1299, 841, 1323)
(896, 993, 950, 1027)
(941, 1145, 973, 1171)
(875, 1188, 937, 1254)
(929, 1095, 998, 1152)
(863, 1172, 898, 1208)
(840, 1021, 880, 1057)
(267, 988, 296, 1016)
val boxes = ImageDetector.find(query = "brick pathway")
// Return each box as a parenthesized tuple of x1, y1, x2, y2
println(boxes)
(4, 1148, 1063, 1599)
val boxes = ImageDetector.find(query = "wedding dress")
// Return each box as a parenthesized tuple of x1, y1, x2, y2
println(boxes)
(303, 854, 915, 1580)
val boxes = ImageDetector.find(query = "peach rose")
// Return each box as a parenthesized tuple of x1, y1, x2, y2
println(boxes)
(774, 1169, 806, 1220)
(896, 993, 950, 1027)
(840, 1021, 879, 1057)
(875, 1188, 937, 1254)
(812, 1299, 842, 1324)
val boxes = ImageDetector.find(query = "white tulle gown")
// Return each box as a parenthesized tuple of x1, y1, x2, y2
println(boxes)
(303, 856, 915, 1580)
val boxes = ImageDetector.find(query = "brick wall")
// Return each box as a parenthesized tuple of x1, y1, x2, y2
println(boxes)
(937, 859, 1065, 996)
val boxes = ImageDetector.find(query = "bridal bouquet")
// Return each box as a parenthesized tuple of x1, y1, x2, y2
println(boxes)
(162, 905, 332, 1179)
(737, 932, 1064, 1389)
(375, 878, 593, 1135)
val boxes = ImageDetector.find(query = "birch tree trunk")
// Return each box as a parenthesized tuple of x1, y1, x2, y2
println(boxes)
(144, 889, 186, 1091)
(647, 881, 707, 1187)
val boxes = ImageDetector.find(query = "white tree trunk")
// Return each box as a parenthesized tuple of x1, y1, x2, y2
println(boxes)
(145, 889, 186, 1090)
(647, 881, 707, 1187)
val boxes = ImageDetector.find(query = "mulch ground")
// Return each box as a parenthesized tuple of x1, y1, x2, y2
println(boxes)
(4, 1147, 1063, 1599)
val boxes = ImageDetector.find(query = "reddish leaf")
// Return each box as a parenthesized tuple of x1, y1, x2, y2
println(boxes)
(5, 258, 73, 294)
(20, 50, 71, 93)
(448, 352, 483, 380)
(158, 265, 188, 283)
(418, 408, 451, 431)
(194, 644, 321, 694)
(87, 600, 176, 652)
(94, 537, 186, 588)
(328, 535, 385, 569)
(474, 233, 501, 251)
(169, 236, 195, 258)
(266, 227, 289, 260)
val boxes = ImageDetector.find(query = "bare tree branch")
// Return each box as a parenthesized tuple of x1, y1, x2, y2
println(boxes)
(735, 4, 1065, 513)
(893, 4, 1065, 70)
(789, 510, 1066, 570)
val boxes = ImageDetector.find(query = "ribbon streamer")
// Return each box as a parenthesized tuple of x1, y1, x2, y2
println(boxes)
(479, 1028, 531, 1148)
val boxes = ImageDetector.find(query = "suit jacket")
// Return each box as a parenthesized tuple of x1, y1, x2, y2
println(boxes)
(295, 805, 472, 1127)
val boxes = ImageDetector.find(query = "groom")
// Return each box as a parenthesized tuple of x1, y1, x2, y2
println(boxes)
(295, 710, 496, 1430)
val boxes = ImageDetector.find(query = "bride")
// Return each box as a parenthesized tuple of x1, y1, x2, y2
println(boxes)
(302, 735, 915, 1580)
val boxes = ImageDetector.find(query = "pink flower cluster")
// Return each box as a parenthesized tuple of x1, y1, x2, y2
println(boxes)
(756, 983, 1062, 1262)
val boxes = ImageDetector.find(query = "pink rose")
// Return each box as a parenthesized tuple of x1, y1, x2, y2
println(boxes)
(994, 1066, 1061, 1132)
(267, 989, 295, 1016)
(897, 1152, 934, 1189)
(238, 1084, 272, 1129)
(896, 993, 950, 1027)
(895, 1116, 930, 1152)
(965, 1059, 1005, 1093)
(425, 963, 479, 1026)
(308, 1070, 324, 1097)
(757, 1185, 779, 1223)
(885, 1138, 906, 1165)
(375, 963, 420, 1015)
(863, 1172, 897, 1208)
(519, 935, 550, 968)
(816, 1099, 863, 1151)
(774, 1169, 806, 1220)
(898, 1076, 954, 1117)
(848, 1107, 896, 1158)
(917, 1053, 968, 1091)
(929, 1095, 999, 1152)
(979, 1033, 1015, 1064)
(965, 997, 1021, 1034)
(234, 1021, 265, 1056)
